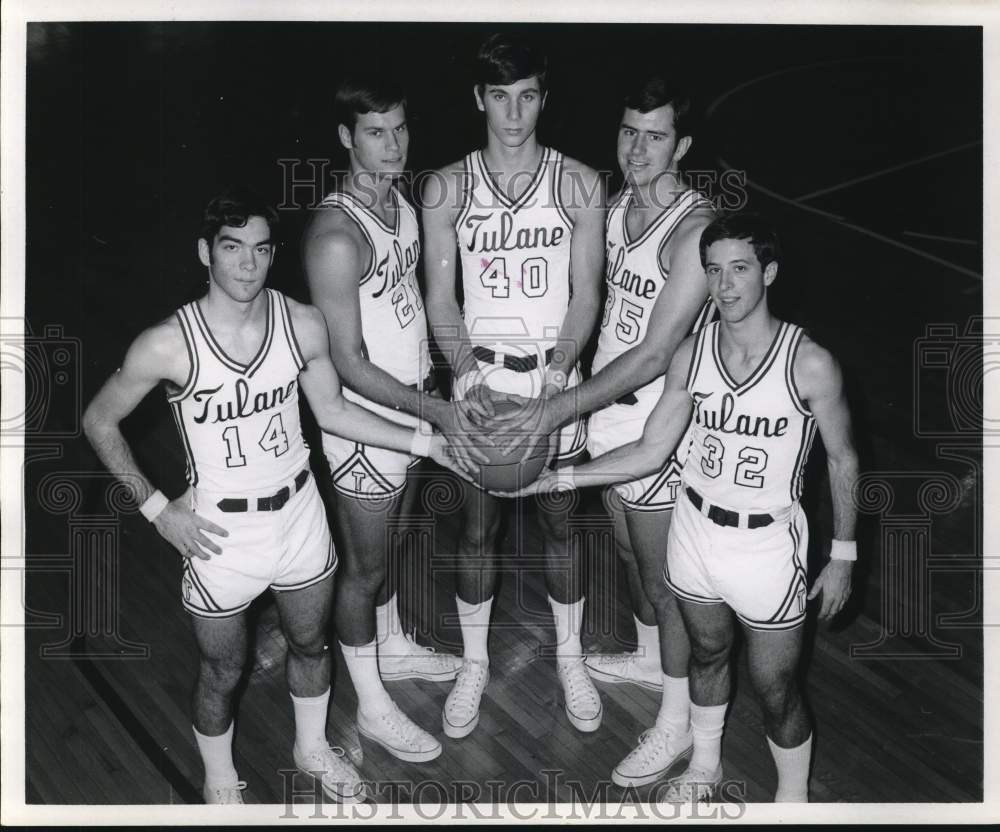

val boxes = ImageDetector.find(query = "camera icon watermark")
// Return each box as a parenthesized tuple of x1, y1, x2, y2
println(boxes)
(1, 321, 82, 438)
(913, 317, 997, 438)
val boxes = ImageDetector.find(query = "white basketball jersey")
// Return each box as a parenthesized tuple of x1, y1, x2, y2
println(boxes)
(456, 147, 574, 350)
(317, 187, 429, 385)
(594, 188, 716, 402)
(167, 289, 310, 494)
(682, 320, 817, 512)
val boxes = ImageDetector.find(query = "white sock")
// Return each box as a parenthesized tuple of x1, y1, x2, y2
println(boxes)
(689, 702, 727, 772)
(340, 640, 393, 716)
(290, 687, 330, 754)
(768, 734, 812, 802)
(634, 616, 660, 667)
(376, 593, 409, 652)
(549, 595, 584, 659)
(655, 674, 691, 734)
(193, 721, 238, 786)
(456, 595, 492, 663)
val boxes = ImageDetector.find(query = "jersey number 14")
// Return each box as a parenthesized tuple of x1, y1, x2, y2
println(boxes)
(221, 413, 289, 467)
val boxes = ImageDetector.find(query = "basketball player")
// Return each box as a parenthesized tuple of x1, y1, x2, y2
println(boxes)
(522, 213, 858, 800)
(82, 190, 462, 803)
(422, 34, 606, 738)
(491, 76, 714, 783)
(303, 77, 482, 760)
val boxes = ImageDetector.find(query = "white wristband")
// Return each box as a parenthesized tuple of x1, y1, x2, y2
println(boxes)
(139, 489, 169, 522)
(830, 539, 857, 562)
(409, 429, 434, 458)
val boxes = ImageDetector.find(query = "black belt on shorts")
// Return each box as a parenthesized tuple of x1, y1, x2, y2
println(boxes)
(615, 391, 638, 406)
(217, 469, 310, 513)
(685, 486, 774, 529)
(410, 374, 436, 394)
(472, 345, 556, 373)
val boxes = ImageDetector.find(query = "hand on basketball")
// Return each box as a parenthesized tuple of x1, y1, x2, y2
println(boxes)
(152, 488, 229, 560)
(807, 558, 853, 619)
(429, 433, 478, 477)
(461, 383, 498, 425)
(437, 402, 492, 471)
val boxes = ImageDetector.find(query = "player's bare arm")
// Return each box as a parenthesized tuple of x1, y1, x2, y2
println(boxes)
(422, 161, 498, 430)
(522, 336, 697, 496)
(543, 207, 713, 432)
(303, 210, 453, 430)
(288, 298, 465, 474)
(82, 319, 229, 559)
(543, 157, 604, 392)
(797, 336, 860, 619)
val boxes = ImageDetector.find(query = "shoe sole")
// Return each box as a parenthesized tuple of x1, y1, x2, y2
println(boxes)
(610, 740, 694, 788)
(295, 765, 368, 804)
(357, 725, 442, 763)
(584, 664, 663, 692)
(442, 710, 479, 739)
(565, 701, 603, 733)
(380, 668, 461, 682)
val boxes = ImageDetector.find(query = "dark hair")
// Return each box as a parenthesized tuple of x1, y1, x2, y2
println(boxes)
(475, 33, 548, 94)
(699, 212, 781, 270)
(335, 74, 407, 134)
(200, 188, 279, 245)
(623, 75, 694, 138)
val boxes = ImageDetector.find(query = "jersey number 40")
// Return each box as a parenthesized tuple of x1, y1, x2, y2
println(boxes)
(480, 256, 549, 299)
(221, 413, 289, 467)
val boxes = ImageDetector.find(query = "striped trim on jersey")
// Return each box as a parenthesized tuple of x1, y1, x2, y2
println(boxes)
(711, 320, 788, 396)
(188, 293, 275, 378)
(685, 322, 712, 392)
(550, 151, 574, 231)
(784, 326, 816, 502)
(167, 306, 200, 403)
(473, 147, 551, 213)
(317, 192, 381, 286)
(454, 154, 476, 235)
(276, 293, 306, 371)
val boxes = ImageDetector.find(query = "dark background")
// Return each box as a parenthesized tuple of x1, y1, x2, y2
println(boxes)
(20, 22, 984, 804)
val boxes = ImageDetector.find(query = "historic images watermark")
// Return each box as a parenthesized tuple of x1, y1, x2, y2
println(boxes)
(276, 160, 749, 214)
(277, 768, 748, 820)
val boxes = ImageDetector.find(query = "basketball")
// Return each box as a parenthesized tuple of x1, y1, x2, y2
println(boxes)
(469, 399, 551, 493)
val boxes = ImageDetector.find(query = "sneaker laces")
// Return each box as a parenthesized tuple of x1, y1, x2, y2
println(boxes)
(559, 658, 601, 710)
(448, 661, 488, 712)
(625, 727, 672, 767)
(378, 702, 429, 747)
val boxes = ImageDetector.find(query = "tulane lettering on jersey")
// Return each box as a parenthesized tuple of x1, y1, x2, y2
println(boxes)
(318, 187, 430, 385)
(593, 189, 716, 402)
(682, 321, 817, 511)
(455, 147, 574, 347)
(167, 289, 311, 494)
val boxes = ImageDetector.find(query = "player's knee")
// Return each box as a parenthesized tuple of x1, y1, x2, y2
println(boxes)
(198, 655, 245, 693)
(460, 516, 501, 551)
(340, 558, 386, 597)
(285, 632, 328, 662)
(752, 671, 799, 720)
(688, 633, 732, 669)
(536, 509, 568, 539)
